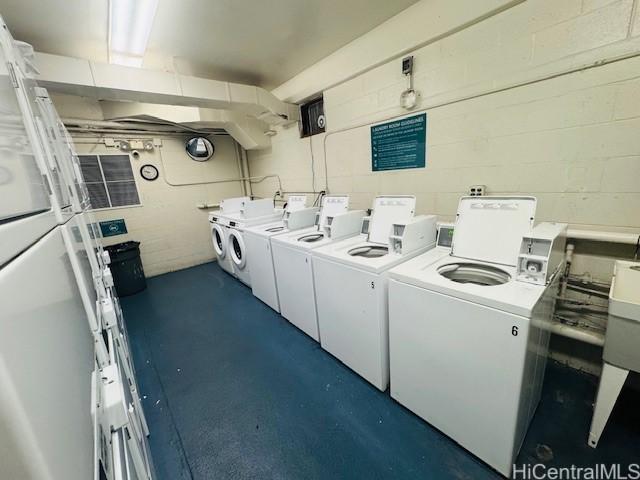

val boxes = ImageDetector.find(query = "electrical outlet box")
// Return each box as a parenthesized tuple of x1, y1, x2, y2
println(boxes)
(469, 185, 485, 196)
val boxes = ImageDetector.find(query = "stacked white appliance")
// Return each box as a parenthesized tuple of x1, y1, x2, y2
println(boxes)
(0, 18, 153, 480)
(211, 197, 284, 285)
(311, 196, 437, 390)
(242, 195, 319, 310)
(208, 196, 250, 274)
(387, 196, 566, 476)
(270, 195, 365, 340)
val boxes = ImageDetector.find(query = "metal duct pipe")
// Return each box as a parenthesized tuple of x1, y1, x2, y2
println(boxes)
(62, 117, 223, 135)
(63, 118, 135, 129)
(67, 127, 194, 136)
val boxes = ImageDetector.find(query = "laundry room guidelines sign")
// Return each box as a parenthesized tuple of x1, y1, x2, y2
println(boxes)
(370, 113, 427, 172)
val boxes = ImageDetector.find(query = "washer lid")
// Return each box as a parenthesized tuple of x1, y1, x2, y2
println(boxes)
(368, 196, 416, 245)
(452, 196, 536, 266)
(318, 195, 349, 228)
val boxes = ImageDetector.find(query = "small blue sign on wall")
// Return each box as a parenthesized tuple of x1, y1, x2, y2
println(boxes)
(371, 113, 427, 172)
(100, 219, 128, 237)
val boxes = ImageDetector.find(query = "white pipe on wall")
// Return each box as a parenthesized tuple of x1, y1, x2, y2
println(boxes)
(550, 322, 605, 347)
(157, 144, 283, 190)
(566, 229, 640, 245)
(560, 243, 575, 297)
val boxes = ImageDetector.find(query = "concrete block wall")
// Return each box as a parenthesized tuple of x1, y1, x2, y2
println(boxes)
(72, 134, 243, 277)
(51, 93, 245, 277)
(248, 0, 640, 282)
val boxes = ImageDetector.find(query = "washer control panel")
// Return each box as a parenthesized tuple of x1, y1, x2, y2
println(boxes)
(517, 222, 567, 285)
(436, 223, 454, 249)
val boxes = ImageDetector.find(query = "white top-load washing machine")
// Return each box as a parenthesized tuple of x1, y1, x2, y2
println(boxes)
(216, 198, 284, 283)
(208, 196, 250, 274)
(242, 195, 319, 309)
(387, 196, 567, 476)
(270, 196, 366, 340)
(311, 195, 437, 391)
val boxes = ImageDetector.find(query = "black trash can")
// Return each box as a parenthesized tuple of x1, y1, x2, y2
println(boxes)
(105, 241, 147, 297)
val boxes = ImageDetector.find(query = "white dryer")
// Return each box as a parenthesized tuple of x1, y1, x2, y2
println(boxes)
(208, 197, 249, 274)
(220, 198, 284, 283)
(209, 198, 281, 278)
(311, 196, 437, 390)
(270, 196, 365, 340)
(241, 195, 318, 307)
(387, 196, 566, 476)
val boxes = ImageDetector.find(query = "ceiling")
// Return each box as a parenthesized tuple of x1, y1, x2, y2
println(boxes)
(0, 0, 419, 89)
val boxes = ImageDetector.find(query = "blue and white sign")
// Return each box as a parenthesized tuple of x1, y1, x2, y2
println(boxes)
(371, 113, 427, 172)
(100, 219, 128, 237)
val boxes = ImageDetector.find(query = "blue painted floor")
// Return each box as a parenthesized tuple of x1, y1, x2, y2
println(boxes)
(121, 262, 640, 479)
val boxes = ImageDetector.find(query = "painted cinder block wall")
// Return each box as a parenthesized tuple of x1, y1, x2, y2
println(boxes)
(53, 93, 245, 277)
(248, 0, 640, 282)
(72, 135, 243, 277)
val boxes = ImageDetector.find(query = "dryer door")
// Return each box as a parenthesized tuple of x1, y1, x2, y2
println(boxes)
(228, 229, 247, 269)
(211, 222, 227, 259)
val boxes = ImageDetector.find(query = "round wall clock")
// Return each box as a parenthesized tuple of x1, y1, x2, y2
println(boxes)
(140, 164, 159, 181)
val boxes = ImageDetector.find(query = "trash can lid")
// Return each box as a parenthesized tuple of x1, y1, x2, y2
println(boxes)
(105, 241, 140, 254)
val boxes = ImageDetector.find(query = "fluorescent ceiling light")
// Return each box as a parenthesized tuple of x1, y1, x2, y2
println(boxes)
(108, 0, 159, 68)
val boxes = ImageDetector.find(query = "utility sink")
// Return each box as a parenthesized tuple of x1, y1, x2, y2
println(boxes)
(588, 260, 640, 448)
(604, 260, 640, 372)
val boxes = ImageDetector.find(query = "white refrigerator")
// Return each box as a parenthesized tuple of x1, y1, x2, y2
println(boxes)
(0, 16, 152, 480)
